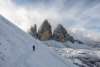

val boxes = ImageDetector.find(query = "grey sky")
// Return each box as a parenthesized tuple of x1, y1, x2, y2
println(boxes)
(0, 0, 100, 39)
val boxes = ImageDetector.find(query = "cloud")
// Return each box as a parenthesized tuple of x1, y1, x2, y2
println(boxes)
(0, 0, 33, 31)
(0, 0, 64, 31)
(0, 0, 100, 40)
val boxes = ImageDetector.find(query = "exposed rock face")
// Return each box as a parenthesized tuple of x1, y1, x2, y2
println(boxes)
(38, 19, 52, 41)
(29, 20, 83, 44)
(30, 24, 38, 38)
(52, 24, 75, 43)
(52, 24, 67, 42)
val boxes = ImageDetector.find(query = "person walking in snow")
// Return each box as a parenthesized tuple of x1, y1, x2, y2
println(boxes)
(33, 45, 35, 51)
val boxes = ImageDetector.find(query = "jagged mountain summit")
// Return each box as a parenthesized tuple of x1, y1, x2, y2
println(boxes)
(29, 24, 38, 38)
(52, 24, 74, 42)
(38, 19, 52, 40)
(52, 24, 67, 42)
(29, 19, 83, 44)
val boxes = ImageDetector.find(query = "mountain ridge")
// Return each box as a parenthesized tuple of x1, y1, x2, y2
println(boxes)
(29, 19, 83, 44)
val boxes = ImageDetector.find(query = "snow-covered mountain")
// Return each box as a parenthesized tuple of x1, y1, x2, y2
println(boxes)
(28, 17, 100, 67)
(1, 14, 100, 67)
(0, 15, 79, 67)
(35, 21, 100, 49)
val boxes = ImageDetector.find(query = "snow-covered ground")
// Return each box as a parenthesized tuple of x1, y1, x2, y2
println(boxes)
(43, 40, 100, 49)
(0, 15, 79, 67)
(55, 48, 100, 67)
(43, 40, 100, 67)
(43, 40, 66, 48)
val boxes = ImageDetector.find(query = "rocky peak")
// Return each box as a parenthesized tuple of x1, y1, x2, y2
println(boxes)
(29, 24, 38, 38)
(31, 24, 37, 33)
(52, 24, 68, 42)
(29, 20, 83, 44)
(38, 19, 52, 40)
(52, 24, 75, 43)
(54, 24, 67, 35)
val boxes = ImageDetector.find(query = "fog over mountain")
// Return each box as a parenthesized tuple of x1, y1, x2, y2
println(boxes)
(0, 0, 100, 41)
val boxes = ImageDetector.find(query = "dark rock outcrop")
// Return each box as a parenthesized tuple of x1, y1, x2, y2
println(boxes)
(29, 24, 38, 38)
(38, 19, 52, 41)
(52, 24, 67, 42)
(52, 24, 75, 43)
(29, 20, 83, 44)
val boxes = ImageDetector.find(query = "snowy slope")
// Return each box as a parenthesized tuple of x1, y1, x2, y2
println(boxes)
(43, 40, 66, 48)
(43, 40, 96, 49)
(41, 38, 100, 67)
(43, 39, 100, 49)
(0, 15, 78, 67)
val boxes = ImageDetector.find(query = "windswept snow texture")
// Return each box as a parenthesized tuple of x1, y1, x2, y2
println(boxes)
(0, 15, 78, 67)
(42, 40, 100, 67)
(55, 48, 100, 67)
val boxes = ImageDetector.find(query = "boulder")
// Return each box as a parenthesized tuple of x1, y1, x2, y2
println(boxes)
(38, 19, 52, 40)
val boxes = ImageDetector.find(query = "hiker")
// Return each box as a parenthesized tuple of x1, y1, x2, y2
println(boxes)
(33, 45, 35, 51)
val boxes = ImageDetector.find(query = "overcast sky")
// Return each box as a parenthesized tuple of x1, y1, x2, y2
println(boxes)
(0, 0, 100, 40)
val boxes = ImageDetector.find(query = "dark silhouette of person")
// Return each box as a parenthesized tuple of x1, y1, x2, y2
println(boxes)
(33, 45, 35, 51)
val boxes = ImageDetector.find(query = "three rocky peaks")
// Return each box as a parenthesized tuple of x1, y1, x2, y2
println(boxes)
(29, 19, 83, 44)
